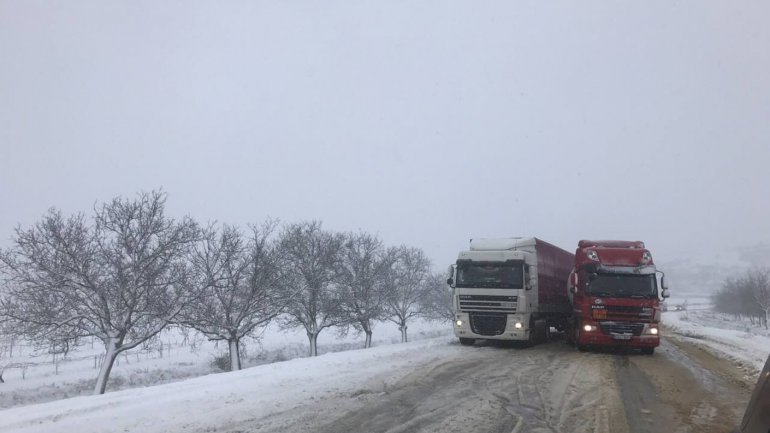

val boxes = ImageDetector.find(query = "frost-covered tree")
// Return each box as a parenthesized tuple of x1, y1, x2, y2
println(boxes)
(714, 269, 769, 327)
(179, 221, 284, 371)
(384, 246, 431, 343)
(337, 233, 397, 348)
(277, 221, 345, 356)
(0, 191, 198, 394)
(748, 268, 770, 329)
(419, 272, 454, 322)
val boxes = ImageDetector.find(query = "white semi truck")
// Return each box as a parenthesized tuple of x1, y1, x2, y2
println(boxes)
(447, 238, 574, 345)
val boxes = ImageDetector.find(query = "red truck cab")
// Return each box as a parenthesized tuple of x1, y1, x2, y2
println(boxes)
(567, 240, 670, 354)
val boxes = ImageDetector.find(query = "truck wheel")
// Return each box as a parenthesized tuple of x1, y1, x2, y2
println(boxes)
(575, 327, 588, 352)
(641, 347, 655, 355)
(526, 319, 539, 347)
(459, 338, 475, 346)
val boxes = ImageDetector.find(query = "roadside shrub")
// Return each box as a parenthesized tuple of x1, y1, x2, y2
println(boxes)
(210, 353, 231, 372)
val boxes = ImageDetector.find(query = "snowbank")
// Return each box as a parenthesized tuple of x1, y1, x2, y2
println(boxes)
(0, 336, 459, 433)
(0, 320, 450, 409)
(663, 310, 770, 374)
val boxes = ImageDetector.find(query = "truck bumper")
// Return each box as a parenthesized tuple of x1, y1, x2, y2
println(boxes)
(453, 312, 531, 341)
(577, 321, 660, 348)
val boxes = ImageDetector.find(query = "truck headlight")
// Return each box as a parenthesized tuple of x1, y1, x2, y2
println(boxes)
(642, 325, 659, 335)
(455, 320, 463, 326)
(514, 322, 523, 329)
(583, 324, 596, 332)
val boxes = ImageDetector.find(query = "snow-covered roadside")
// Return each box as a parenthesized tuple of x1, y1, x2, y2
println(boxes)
(0, 336, 459, 433)
(0, 320, 450, 409)
(663, 310, 770, 375)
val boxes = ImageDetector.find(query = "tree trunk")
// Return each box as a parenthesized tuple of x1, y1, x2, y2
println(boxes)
(765, 310, 769, 330)
(360, 319, 373, 348)
(94, 342, 120, 395)
(228, 339, 241, 371)
(399, 321, 408, 343)
(308, 332, 318, 357)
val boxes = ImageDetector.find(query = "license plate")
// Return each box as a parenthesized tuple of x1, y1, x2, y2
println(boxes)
(612, 333, 632, 341)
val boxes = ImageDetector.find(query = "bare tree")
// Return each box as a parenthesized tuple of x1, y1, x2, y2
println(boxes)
(384, 246, 431, 343)
(714, 268, 769, 328)
(0, 191, 199, 394)
(419, 272, 454, 322)
(337, 233, 396, 348)
(277, 221, 345, 356)
(749, 267, 770, 329)
(179, 221, 284, 371)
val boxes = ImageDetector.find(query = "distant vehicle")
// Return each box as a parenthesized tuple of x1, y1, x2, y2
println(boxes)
(447, 237, 574, 346)
(738, 353, 770, 433)
(566, 240, 670, 355)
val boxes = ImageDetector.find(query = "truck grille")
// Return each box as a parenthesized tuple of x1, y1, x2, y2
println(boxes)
(469, 312, 507, 336)
(599, 322, 644, 336)
(605, 306, 652, 320)
(459, 295, 517, 313)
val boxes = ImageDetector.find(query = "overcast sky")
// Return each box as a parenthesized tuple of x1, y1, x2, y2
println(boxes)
(1, 1, 769, 268)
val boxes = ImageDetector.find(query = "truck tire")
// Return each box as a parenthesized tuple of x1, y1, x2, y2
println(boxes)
(575, 327, 588, 352)
(526, 318, 540, 347)
(459, 338, 475, 346)
(641, 347, 655, 355)
(535, 319, 549, 343)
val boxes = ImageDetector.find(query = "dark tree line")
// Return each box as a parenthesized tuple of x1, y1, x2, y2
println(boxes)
(712, 267, 770, 329)
(0, 190, 451, 394)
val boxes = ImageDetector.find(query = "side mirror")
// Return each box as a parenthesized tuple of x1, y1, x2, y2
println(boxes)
(661, 276, 669, 290)
(661, 289, 670, 299)
(569, 286, 577, 295)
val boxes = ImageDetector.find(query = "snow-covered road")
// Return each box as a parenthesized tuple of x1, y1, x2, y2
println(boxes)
(0, 334, 756, 433)
(245, 337, 751, 433)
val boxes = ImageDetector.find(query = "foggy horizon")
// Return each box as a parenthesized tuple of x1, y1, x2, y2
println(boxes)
(2, 1, 769, 270)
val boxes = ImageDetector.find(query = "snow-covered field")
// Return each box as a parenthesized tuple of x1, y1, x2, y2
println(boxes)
(663, 306, 770, 376)
(0, 335, 459, 433)
(0, 320, 450, 409)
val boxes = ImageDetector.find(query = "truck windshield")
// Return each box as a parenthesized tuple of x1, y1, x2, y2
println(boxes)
(456, 263, 523, 288)
(587, 273, 657, 298)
